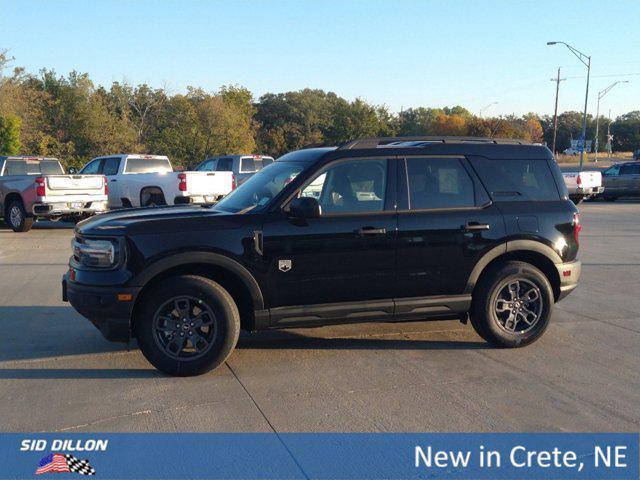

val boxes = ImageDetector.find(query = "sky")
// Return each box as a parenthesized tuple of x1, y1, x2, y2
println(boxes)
(1, 0, 639, 119)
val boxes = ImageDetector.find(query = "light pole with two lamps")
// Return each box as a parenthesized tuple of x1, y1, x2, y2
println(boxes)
(547, 41, 591, 167)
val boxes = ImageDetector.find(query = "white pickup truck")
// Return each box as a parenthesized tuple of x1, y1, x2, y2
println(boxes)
(81, 154, 233, 208)
(0, 156, 108, 232)
(562, 170, 604, 204)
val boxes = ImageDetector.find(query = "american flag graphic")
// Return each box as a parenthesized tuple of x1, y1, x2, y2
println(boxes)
(35, 453, 96, 476)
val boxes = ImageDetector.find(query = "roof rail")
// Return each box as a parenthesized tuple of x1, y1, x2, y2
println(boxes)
(338, 136, 531, 150)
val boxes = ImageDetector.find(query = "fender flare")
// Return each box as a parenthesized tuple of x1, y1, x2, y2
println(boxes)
(131, 252, 264, 310)
(464, 240, 562, 294)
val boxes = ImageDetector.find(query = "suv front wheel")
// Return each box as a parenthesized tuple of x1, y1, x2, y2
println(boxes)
(134, 275, 240, 376)
(470, 261, 553, 347)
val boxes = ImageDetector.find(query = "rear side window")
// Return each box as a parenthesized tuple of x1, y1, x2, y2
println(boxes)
(621, 164, 640, 175)
(240, 157, 256, 172)
(470, 157, 559, 201)
(102, 158, 120, 176)
(3, 160, 27, 176)
(216, 158, 233, 171)
(406, 157, 476, 209)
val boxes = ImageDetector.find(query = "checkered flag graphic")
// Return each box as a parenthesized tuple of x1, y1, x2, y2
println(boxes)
(65, 454, 96, 476)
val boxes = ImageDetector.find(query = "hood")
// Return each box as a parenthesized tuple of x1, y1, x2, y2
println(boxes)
(76, 205, 231, 236)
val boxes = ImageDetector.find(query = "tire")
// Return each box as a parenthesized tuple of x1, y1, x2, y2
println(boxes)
(470, 261, 553, 348)
(134, 275, 240, 376)
(569, 195, 583, 205)
(5, 200, 34, 232)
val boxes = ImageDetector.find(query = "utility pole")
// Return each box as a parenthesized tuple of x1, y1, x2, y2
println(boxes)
(550, 67, 566, 156)
(607, 108, 612, 158)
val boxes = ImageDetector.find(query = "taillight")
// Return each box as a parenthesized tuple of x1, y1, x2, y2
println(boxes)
(232, 174, 237, 190)
(573, 212, 582, 245)
(576, 174, 582, 186)
(178, 173, 187, 192)
(103, 177, 109, 195)
(35, 177, 46, 197)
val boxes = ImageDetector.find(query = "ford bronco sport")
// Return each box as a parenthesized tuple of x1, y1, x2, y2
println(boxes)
(63, 136, 581, 376)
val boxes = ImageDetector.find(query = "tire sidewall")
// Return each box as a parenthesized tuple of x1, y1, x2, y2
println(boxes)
(482, 263, 553, 347)
(8, 201, 26, 232)
(135, 276, 239, 376)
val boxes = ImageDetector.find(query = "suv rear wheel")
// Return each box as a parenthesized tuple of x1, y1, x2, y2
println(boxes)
(6, 200, 34, 232)
(470, 261, 553, 347)
(134, 275, 240, 376)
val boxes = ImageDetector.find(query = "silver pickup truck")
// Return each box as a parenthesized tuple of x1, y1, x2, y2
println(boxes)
(0, 156, 108, 232)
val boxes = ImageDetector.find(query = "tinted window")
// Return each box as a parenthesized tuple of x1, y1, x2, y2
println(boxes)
(196, 160, 216, 171)
(604, 165, 621, 176)
(470, 158, 559, 201)
(301, 158, 387, 214)
(125, 158, 172, 173)
(406, 158, 475, 209)
(102, 158, 120, 176)
(240, 157, 256, 172)
(3, 160, 27, 176)
(81, 159, 102, 174)
(216, 158, 233, 171)
(262, 157, 274, 167)
(621, 164, 640, 175)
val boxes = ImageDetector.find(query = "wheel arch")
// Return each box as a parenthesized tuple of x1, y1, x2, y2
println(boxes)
(139, 186, 167, 206)
(3, 192, 25, 216)
(466, 241, 562, 301)
(131, 253, 265, 332)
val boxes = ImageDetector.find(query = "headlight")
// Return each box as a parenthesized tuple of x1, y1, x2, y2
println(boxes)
(72, 237, 120, 268)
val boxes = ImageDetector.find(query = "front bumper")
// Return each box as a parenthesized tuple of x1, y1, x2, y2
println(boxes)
(62, 272, 140, 342)
(556, 260, 581, 301)
(34, 200, 108, 217)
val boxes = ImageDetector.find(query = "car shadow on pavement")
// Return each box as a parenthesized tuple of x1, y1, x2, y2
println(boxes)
(0, 368, 160, 379)
(0, 220, 76, 230)
(236, 330, 487, 351)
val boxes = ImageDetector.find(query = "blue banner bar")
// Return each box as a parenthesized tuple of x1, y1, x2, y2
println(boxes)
(2, 433, 637, 479)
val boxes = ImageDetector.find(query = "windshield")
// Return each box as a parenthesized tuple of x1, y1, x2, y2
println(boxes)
(214, 161, 304, 213)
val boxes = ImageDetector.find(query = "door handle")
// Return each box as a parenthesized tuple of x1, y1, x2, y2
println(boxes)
(463, 222, 490, 231)
(110, 179, 117, 182)
(356, 226, 387, 235)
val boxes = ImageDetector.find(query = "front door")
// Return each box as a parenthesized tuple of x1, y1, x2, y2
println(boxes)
(395, 156, 505, 318)
(262, 157, 397, 325)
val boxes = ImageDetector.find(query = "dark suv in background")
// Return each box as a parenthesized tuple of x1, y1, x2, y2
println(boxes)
(63, 136, 581, 376)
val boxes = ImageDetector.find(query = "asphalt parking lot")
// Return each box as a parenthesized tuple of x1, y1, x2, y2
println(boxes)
(0, 202, 638, 433)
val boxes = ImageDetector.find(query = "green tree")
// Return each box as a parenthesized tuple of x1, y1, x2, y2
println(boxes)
(0, 113, 21, 154)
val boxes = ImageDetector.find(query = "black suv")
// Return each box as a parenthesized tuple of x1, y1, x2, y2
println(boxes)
(63, 136, 581, 376)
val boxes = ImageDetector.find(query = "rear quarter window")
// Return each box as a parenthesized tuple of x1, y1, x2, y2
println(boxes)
(469, 157, 560, 201)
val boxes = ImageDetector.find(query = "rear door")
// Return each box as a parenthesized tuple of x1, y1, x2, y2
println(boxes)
(395, 156, 505, 317)
(101, 157, 121, 206)
(621, 164, 640, 195)
(262, 156, 397, 321)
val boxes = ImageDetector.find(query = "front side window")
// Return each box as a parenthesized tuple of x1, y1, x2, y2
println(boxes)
(604, 165, 621, 176)
(406, 157, 475, 210)
(196, 160, 216, 171)
(301, 158, 387, 214)
(214, 161, 304, 213)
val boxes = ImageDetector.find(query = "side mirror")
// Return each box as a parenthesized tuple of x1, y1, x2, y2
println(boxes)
(289, 196, 321, 219)
(68, 167, 77, 174)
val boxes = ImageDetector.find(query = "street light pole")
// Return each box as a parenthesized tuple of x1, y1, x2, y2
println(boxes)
(479, 102, 498, 118)
(594, 81, 629, 161)
(547, 41, 591, 167)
